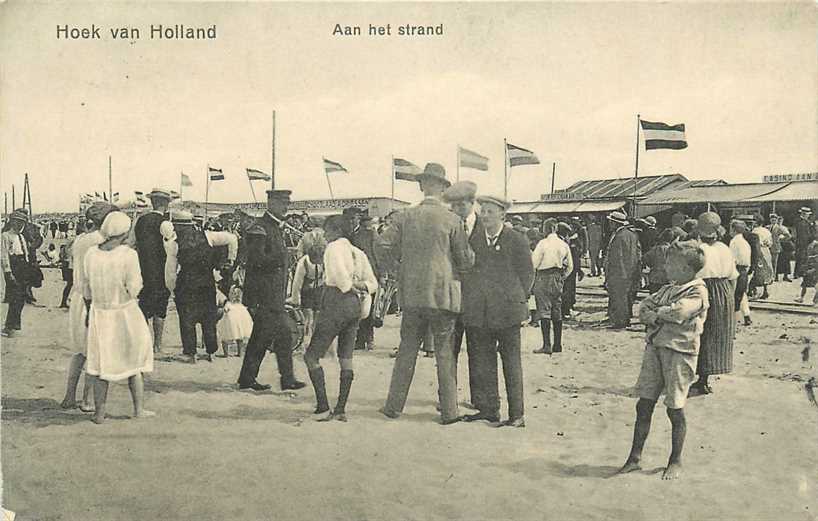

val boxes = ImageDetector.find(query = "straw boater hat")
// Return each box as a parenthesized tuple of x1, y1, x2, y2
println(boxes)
(416, 163, 451, 188)
(171, 210, 194, 224)
(442, 181, 477, 202)
(607, 211, 629, 225)
(697, 211, 721, 239)
(799, 207, 813, 214)
(730, 219, 747, 233)
(476, 194, 512, 211)
(147, 188, 172, 200)
(8, 209, 28, 223)
(645, 216, 657, 227)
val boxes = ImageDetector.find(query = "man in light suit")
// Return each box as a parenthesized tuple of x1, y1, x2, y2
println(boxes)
(461, 195, 534, 427)
(378, 163, 474, 424)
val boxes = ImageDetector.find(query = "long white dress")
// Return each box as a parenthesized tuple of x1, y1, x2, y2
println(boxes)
(83, 245, 153, 381)
(68, 231, 104, 353)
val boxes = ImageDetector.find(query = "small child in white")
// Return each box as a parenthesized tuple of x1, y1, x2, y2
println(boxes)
(618, 241, 709, 480)
(218, 286, 253, 357)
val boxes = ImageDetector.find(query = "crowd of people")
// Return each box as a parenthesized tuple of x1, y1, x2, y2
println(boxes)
(2, 170, 817, 479)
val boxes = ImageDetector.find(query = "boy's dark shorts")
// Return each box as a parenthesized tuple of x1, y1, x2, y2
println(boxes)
(138, 286, 171, 320)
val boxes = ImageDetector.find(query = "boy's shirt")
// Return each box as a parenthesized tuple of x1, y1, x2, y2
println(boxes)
(638, 278, 710, 356)
(323, 237, 377, 295)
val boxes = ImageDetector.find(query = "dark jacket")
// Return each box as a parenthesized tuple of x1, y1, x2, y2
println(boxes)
(243, 212, 288, 311)
(462, 226, 534, 329)
(350, 227, 381, 278)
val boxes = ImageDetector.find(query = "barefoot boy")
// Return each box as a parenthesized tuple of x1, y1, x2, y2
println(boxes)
(619, 241, 709, 480)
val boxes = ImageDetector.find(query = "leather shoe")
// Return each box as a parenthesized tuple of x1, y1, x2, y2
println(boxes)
(441, 416, 463, 426)
(463, 412, 500, 423)
(532, 347, 552, 355)
(281, 379, 306, 391)
(496, 417, 526, 428)
(239, 382, 271, 391)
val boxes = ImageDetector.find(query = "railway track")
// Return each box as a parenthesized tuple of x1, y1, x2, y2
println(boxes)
(576, 286, 818, 316)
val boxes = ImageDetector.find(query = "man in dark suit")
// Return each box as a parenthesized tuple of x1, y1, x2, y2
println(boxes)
(350, 210, 381, 350)
(443, 180, 483, 409)
(462, 194, 534, 427)
(237, 189, 306, 392)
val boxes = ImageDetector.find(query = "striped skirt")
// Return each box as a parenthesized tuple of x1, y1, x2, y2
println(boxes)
(697, 277, 735, 376)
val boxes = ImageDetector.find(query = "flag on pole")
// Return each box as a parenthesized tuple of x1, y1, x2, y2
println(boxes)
(506, 143, 540, 167)
(246, 168, 272, 181)
(458, 146, 489, 171)
(102, 192, 108, 201)
(640, 120, 688, 150)
(323, 158, 348, 174)
(94, 191, 102, 199)
(170, 190, 181, 200)
(393, 158, 421, 181)
(208, 167, 225, 181)
(112, 192, 120, 202)
(181, 173, 194, 187)
(135, 191, 148, 206)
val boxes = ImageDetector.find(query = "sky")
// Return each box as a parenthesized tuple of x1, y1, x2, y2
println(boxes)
(1, 2, 817, 213)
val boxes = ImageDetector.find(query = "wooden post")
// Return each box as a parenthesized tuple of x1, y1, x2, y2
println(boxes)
(108, 156, 113, 203)
(551, 162, 556, 195)
(503, 138, 508, 200)
(632, 114, 641, 217)
(390, 155, 395, 212)
(271, 110, 276, 191)
(205, 165, 210, 218)
(456, 146, 460, 182)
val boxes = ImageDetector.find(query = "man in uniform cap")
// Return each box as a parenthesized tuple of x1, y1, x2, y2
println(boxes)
(378, 163, 474, 424)
(604, 211, 641, 328)
(1, 209, 31, 336)
(133, 188, 172, 352)
(461, 194, 533, 427)
(237, 189, 306, 391)
(163, 210, 238, 363)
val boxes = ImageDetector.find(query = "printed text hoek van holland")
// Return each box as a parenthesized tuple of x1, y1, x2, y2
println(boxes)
(333, 23, 444, 36)
(56, 24, 217, 40)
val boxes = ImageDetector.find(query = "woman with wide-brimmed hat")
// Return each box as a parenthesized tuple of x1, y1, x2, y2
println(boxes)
(690, 212, 737, 396)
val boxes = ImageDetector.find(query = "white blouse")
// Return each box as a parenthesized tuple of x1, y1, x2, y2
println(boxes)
(697, 241, 738, 280)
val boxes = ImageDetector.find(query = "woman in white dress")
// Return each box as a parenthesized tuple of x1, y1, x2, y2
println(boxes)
(83, 212, 155, 424)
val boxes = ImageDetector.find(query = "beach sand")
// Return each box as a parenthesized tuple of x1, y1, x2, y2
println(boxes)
(2, 268, 817, 520)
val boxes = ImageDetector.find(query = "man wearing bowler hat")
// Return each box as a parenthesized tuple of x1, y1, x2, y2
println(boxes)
(237, 189, 306, 391)
(378, 163, 474, 424)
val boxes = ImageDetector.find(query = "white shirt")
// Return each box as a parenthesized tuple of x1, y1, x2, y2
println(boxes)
(697, 241, 738, 280)
(484, 225, 503, 247)
(323, 238, 378, 295)
(531, 233, 574, 272)
(1, 231, 27, 273)
(290, 254, 325, 306)
(163, 229, 239, 291)
(464, 211, 477, 237)
(753, 226, 772, 249)
(729, 234, 752, 267)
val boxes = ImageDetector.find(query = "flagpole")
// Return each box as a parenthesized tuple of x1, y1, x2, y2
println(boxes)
(633, 114, 641, 216)
(323, 158, 335, 200)
(503, 138, 508, 200)
(551, 162, 556, 195)
(247, 173, 258, 203)
(205, 164, 210, 218)
(108, 156, 112, 203)
(271, 110, 276, 191)
(390, 155, 395, 213)
(179, 171, 183, 201)
(456, 146, 460, 182)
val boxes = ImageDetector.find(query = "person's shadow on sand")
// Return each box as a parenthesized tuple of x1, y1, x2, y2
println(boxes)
(0, 397, 128, 427)
(484, 458, 663, 480)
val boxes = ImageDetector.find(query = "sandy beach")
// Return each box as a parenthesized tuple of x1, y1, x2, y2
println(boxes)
(2, 268, 817, 521)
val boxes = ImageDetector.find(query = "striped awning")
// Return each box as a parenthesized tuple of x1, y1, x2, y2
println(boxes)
(508, 199, 625, 215)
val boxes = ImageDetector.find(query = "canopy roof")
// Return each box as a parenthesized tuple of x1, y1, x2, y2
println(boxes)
(640, 181, 816, 205)
(508, 199, 625, 215)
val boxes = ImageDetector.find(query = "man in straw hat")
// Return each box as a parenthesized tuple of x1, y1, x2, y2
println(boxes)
(604, 210, 642, 329)
(378, 163, 474, 424)
(163, 210, 238, 364)
(1, 209, 31, 337)
(795, 206, 815, 279)
(133, 188, 173, 352)
(60, 201, 118, 409)
(237, 189, 306, 392)
(461, 194, 533, 427)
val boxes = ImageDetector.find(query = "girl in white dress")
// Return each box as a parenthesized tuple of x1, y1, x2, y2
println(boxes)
(218, 286, 254, 357)
(83, 212, 155, 424)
